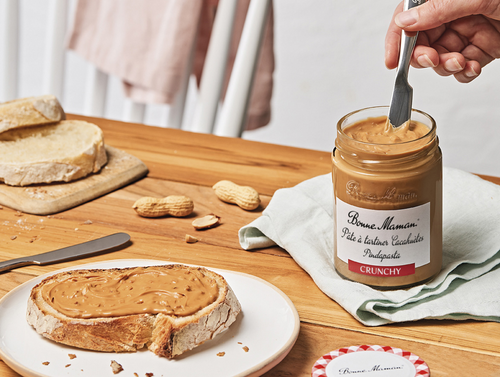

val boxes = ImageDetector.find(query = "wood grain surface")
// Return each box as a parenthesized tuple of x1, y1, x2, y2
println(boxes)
(0, 114, 499, 377)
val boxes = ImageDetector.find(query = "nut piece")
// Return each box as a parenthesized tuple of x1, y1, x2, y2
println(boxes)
(110, 360, 123, 374)
(132, 195, 194, 218)
(185, 234, 199, 243)
(192, 214, 221, 230)
(212, 180, 260, 210)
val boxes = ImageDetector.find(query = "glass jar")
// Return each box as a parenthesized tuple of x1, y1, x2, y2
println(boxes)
(332, 106, 442, 289)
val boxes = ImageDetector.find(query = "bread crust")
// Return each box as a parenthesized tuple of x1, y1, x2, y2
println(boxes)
(26, 265, 241, 359)
(0, 95, 65, 133)
(0, 120, 107, 186)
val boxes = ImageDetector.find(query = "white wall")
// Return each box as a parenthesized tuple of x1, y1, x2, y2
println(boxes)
(4, 0, 500, 177)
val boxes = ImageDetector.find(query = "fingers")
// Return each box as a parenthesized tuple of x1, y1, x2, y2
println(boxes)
(385, 3, 404, 70)
(394, 0, 493, 31)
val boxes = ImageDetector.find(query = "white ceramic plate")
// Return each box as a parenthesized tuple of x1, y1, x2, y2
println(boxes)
(0, 259, 300, 377)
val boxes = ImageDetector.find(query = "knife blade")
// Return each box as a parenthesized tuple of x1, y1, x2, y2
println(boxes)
(0, 232, 130, 273)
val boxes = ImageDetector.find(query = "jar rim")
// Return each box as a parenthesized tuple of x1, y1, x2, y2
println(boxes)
(337, 106, 437, 148)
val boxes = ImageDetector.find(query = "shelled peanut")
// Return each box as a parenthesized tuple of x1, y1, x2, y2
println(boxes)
(132, 195, 194, 218)
(212, 180, 260, 210)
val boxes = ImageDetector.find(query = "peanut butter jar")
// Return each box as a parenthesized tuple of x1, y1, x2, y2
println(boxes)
(332, 106, 442, 289)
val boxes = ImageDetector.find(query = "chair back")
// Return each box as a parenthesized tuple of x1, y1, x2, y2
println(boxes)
(0, 0, 270, 137)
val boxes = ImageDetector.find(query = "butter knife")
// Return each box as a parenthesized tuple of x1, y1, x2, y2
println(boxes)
(388, 0, 426, 128)
(0, 232, 130, 273)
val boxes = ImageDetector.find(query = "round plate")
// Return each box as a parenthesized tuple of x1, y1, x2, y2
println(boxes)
(312, 345, 430, 377)
(0, 259, 300, 377)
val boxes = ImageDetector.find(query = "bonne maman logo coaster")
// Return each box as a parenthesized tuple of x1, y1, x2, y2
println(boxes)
(312, 345, 429, 377)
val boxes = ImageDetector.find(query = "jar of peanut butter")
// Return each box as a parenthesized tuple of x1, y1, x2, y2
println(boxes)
(332, 106, 442, 289)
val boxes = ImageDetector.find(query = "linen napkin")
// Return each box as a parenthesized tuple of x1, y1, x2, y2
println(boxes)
(239, 167, 500, 326)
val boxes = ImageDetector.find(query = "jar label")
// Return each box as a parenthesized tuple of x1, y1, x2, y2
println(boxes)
(336, 199, 430, 277)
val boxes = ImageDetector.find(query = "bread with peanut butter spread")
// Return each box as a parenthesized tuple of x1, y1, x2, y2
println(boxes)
(26, 264, 241, 359)
(0, 119, 107, 186)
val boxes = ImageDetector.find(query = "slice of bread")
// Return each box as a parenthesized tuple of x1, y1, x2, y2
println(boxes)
(0, 95, 65, 133)
(26, 264, 241, 359)
(0, 120, 107, 186)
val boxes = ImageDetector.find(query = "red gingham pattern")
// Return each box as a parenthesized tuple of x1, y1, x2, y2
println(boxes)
(311, 345, 430, 377)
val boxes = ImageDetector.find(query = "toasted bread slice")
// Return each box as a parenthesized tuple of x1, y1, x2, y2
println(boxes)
(0, 120, 107, 186)
(26, 265, 241, 359)
(0, 95, 65, 133)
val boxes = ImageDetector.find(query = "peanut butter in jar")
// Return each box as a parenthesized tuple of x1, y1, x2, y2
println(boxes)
(332, 106, 442, 289)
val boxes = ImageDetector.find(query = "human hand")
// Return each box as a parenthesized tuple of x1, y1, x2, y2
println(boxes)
(385, 0, 500, 83)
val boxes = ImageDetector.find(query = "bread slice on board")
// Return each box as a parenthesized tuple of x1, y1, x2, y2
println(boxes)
(0, 120, 107, 186)
(26, 264, 242, 359)
(0, 95, 65, 133)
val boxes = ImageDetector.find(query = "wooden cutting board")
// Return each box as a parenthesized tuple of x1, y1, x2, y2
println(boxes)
(0, 145, 148, 215)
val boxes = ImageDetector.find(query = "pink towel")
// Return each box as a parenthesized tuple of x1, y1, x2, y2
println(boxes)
(67, 0, 274, 130)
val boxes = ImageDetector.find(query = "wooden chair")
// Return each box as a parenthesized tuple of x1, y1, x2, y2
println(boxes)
(0, 0, 271, 137)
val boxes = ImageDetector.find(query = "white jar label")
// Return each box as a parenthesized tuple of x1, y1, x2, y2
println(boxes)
(336, 199, 430, 277)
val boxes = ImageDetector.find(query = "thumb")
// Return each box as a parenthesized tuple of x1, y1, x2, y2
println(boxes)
(395, 0, 488, 30)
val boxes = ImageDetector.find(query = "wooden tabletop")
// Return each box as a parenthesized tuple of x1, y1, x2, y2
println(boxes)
(1, 114, 499, 376)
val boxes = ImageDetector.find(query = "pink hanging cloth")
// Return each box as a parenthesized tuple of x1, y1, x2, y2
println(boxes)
(67, 0, 274, 130)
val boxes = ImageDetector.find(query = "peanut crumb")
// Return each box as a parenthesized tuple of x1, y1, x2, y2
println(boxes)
(75, 228, 79, 231)
(145, 373, 154, 377)
(14, 211, 23, 217)
(10, 235, 17, 240)
(110, 360, 123, 374)
(83, 220, 93, 225)
(42, 361, 50, 366)
(68, 354, 76, 359)
(133, 374, 139, 377)
(185, 234, 199, 243)
(217, 352, 225, 357)
(243, 346, 249, 352)
(65, 364, 71, 368)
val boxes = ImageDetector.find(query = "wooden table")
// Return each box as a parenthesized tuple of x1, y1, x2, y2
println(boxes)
(1, 114, 499, 376)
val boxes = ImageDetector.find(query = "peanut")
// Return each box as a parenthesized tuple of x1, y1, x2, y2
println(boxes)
(185, 234, 199, 243)
(212, 180, 260, 210)
(132, 195, 194, 218)
(192, 214, 221, 230)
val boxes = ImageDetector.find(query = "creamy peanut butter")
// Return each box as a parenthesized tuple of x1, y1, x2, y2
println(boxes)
(343, 116, 429, 144)
(332, 107, 442, 289)
(41, 266, 220, 318)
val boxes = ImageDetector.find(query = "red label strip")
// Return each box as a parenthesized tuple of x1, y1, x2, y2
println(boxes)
(349, 260, 415, 276)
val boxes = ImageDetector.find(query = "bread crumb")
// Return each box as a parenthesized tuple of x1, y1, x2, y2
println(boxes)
(68, 354, 76, 359)
(217, 352, 225, 357)
(83, 220, 93, 225)
(75, 228, 79, 231)
(110, 360, 123, 374)
(145, 373, 154, 377)
(133, 373, 139, 377)
(242, 346, 249, 352)
(238, 342, 242, 344)
(14, 211, 23, 217)
(10, 235, 17, 240)
(65, 364, 71, 368)
(42, 361, 50, 366)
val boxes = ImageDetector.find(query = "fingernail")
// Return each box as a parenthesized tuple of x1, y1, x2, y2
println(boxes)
(464, 67, 479, 78)
(444, 58, 464, 72)
(417, 54, 436, 68)
(395, 9, 418, 27)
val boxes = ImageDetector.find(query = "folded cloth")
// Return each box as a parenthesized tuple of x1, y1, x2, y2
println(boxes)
(67, 0, 274, 131)
(239, 167, 500, 326)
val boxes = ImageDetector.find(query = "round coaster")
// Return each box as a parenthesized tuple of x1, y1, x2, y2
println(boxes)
(312, 345, 430, 377)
